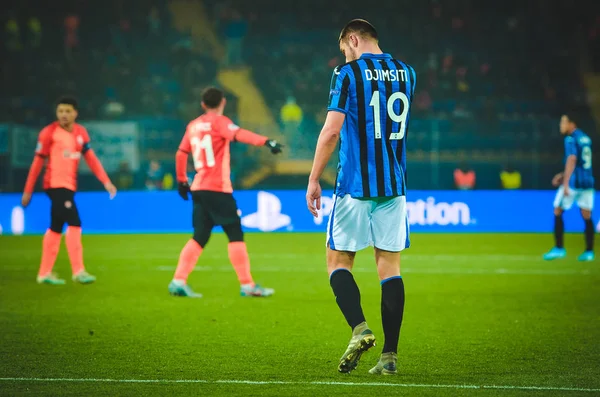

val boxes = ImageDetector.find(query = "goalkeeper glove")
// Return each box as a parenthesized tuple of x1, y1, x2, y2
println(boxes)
(265, 139, 283, 154)
(178, 181, 191, 201)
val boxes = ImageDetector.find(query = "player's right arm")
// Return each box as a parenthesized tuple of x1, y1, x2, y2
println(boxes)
(218, 117, 283, 154)
(562, 136, 578, 195)
(552, 172, 564, 187)
(22, 127, 52, 207)
(307, 65, 351, 217)
(175, 129, 192, 200)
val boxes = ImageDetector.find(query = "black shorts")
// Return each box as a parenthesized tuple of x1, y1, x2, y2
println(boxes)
(46, 188, 81, 233)
(192, 190, 240, 230)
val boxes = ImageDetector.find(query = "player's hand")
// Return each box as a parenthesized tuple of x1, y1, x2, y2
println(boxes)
(104, 182, 117, 199)
(306, 179, 322, 217)
(563, 185, 571, 197)
(552, 173, 563, 187)
(178, 182, 191, 201)
(265, 140, 283, 154)
(21, 193, 32, 208)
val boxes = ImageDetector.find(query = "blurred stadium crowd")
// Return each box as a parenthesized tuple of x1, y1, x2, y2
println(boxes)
(1, 0, 236, 122)
(1, 0, 598, 191)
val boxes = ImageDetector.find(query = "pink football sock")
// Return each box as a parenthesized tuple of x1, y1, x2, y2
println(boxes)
(174, 239, 203, 282)
(65, 226, 85, 275)
(228, 242, 254, 286)
(38, 229, 62, 277)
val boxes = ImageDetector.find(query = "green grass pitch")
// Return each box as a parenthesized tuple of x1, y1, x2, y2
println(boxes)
(0, 233, 599, 396)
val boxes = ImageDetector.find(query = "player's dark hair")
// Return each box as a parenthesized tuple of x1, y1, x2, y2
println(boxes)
(56, 96, 78, 111)
(202, 87, 224, 109)
(563, 111, 581, 127)
(339, 19, 378, 42)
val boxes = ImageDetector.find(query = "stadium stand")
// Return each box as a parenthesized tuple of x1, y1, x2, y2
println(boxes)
(0, 0, 597, 190)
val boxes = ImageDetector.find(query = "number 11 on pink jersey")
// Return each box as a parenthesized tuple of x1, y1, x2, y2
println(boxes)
(190, 135, 215, 169)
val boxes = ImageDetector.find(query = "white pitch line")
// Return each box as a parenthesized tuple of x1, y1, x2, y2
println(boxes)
(216, 380, 291, 385)
(0, 377, 206, 384)
(0, 377, 599, 393)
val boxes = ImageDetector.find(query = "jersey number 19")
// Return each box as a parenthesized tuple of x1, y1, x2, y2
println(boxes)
(368, 91, 409, 140)
(191, 135, 215, 169)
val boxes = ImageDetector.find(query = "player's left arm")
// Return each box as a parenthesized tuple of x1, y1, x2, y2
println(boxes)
(176, 130, 191, 200)
(307, 111, 345, 217)
(81, 129, 116, 199)
(562, 136, 577, 194)
(218, 117, 283, 154)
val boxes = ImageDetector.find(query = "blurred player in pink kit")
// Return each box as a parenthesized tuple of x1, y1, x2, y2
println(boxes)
(21, 96, 117, 285)
(168, 87, 283, 298)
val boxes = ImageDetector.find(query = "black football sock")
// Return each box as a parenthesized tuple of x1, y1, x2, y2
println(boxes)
(584, 218, 595, 252)
(554, 215, 564, 249)
(381, 277, 405, 354)
(329, 269, 366, 329)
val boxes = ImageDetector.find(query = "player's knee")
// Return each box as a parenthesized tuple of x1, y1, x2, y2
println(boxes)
(581, 209, 592, 220)
(222, 222, 244, 242)
(193, 227, 211, 248)
(554, 208, 564, 217)
(377, 264, 400, 281)
(326, 248, 355, 275)
(375, 248, 401, 280)
(327, 263, 352, 276)
(376, 257, 401, 279)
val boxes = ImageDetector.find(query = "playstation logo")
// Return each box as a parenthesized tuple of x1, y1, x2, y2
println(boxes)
(241, 191, 292, 232)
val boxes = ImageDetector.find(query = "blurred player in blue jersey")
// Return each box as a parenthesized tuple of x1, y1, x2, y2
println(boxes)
(306, 19, 416, 374)
(544, 113, 595, 261)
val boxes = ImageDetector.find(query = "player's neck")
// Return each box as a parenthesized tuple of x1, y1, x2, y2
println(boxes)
(204, 109, 222, 116)
(359, 44, 383, 57)
(59, 122, 74, 132)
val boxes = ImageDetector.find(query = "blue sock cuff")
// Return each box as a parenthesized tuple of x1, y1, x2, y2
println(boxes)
(380, 275, 402, 285)
(329, 268, 351, 280)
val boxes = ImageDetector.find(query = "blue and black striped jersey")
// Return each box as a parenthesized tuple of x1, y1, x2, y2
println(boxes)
(565, 129, 594, 189)
(328, 53, 416, 198)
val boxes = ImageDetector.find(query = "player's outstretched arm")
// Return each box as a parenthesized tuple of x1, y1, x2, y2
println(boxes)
(264, 139, 283, 154)
(235, 129, 283, 154)
(306, 111, 345, 217)
(218, 117, 283, 154)
(83, 150, 116, 199)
